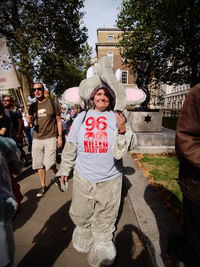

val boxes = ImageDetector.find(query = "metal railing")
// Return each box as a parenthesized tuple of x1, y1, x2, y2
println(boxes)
(161, 109, 180, 118)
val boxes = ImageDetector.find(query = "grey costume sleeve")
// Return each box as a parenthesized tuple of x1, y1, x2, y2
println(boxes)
(112, 124, 137, 160)
(56, 142, 77, 177)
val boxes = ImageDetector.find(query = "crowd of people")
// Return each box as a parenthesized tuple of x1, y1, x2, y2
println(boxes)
(0, 96, 82, 165)
(0, 55, 199, 267)
(0, 89, 85, 265)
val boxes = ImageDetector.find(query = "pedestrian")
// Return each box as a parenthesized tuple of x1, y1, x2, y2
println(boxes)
(3, 96, 27, 164)
(65, 106, 74, 137)
(19, 106, 32, 153)
(0, 136, 23, 267)
(27, 82, 62, 198)
(167, 82, 200, 266)
(56, 56, 138, 267)
(60, 103, 69, 147)
(73, 104, 82, 117)
(0, 101, 10, 137)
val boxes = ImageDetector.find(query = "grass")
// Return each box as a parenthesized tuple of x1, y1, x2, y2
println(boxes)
(132, 153, 183, 226)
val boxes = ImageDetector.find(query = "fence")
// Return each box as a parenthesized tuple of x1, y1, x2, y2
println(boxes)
(161, 109, 180, 118)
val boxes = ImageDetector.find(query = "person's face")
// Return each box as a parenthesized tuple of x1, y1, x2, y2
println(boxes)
(61, 107, 66, 113)
(3, 96, 12, 109)
(76, 106, 81, 114)
(93, 88, 111, 112)
(33, 83, 44, 100)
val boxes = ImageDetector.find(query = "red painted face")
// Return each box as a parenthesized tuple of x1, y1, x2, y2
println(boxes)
(93, 88, 111, 112)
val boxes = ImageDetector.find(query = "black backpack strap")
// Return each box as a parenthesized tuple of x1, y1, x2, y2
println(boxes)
(50, 98, 56, 115)
(82, 110, 88, 124)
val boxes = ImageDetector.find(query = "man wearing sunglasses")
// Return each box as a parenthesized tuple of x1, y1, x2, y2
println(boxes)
(28, 82, 62, 197)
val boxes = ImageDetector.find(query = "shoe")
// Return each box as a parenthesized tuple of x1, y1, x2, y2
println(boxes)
(36, 186, 46, 198)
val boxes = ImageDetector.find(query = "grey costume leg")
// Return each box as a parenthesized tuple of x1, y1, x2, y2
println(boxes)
(69, 169, 122, 266)
(69, 169, 94, 253)
(88, 176, 122, 267)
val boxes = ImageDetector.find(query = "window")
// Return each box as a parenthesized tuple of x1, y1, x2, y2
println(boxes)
(107, 35, 114, 42)
(121, 71, 128, 84)
(107, 51, 114, 64)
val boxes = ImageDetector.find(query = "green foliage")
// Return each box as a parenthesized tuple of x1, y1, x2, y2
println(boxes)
(38, 42, 92, 96)
(117, 0, 200, 87)
(0, 0, 90, 95)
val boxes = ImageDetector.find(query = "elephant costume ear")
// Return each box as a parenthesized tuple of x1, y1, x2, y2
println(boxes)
(61, 56, 146, 109)
(62, 87, 81, 106)
(125, 87, 146, 107)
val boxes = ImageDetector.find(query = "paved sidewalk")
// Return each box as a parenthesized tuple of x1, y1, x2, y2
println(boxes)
(13, 153, 152, 267)
(123, 152, 182, 267)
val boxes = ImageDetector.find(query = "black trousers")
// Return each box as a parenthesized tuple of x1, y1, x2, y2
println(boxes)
(168, 195, 200, 266)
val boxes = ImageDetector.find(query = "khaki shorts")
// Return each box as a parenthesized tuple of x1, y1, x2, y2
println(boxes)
(32, 137, 57, 170)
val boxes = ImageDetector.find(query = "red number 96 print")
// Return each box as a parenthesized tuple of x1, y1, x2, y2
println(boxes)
(84, 116, 108, 153)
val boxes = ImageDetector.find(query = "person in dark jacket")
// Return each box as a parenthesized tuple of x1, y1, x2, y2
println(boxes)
(167, 83, 200, 267)
(0, 101, 10, 137)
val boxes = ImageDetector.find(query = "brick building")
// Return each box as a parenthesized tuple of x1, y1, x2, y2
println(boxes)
(162, 83, 190, 109)
(95, 28, 136, 87)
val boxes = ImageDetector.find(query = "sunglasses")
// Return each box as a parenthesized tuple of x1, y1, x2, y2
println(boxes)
(33, 87, 43, 92)
(3, 99, 11, 102)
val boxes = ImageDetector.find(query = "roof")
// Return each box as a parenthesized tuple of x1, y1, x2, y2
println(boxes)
(97, 28, 122, 32)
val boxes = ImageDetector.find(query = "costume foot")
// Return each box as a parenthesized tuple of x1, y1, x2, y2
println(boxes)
(72, 226, 93, 253)
(87, 241, 116, 267)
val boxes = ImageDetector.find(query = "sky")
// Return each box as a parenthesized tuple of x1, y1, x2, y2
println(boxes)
(82, 0, 123, 56)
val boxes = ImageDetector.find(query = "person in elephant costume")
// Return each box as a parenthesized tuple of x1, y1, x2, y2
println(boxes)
(56, 56, 146, 267)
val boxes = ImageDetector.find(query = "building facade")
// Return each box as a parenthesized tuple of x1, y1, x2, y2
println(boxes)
(95, 28, 191, 110)
(162, 84, 190, 109)
(95, 28, 136, 87)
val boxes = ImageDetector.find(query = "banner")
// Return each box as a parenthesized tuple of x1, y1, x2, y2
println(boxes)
(0, 37, 20, 90)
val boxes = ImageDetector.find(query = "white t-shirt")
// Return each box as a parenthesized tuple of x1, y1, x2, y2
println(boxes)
(67, 110, 123, 183)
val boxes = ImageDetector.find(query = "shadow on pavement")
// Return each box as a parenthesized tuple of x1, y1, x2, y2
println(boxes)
(116, 175, 133, 226)
(144, 184, 182, 264)
(16, 153, 37, 182)
(115, 175, 154, 267)
(17, 201, 74, 267)
(13, 179, 61, 231)
(16, 166, 37, 182)
(13, 189, 40, 231)
(114, 224, 153, 267)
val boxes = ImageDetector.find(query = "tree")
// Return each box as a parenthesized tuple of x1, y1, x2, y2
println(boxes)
(117, 0, 200, 87)
(38, 42, 92, 96)
(0, 0, 88, 96)
(149, 79, 165, 108)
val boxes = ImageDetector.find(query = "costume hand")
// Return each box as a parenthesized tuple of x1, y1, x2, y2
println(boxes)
(57, 136, 62, 148)
(60, 176, 68, 184)
(115, 111, 126, 133)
